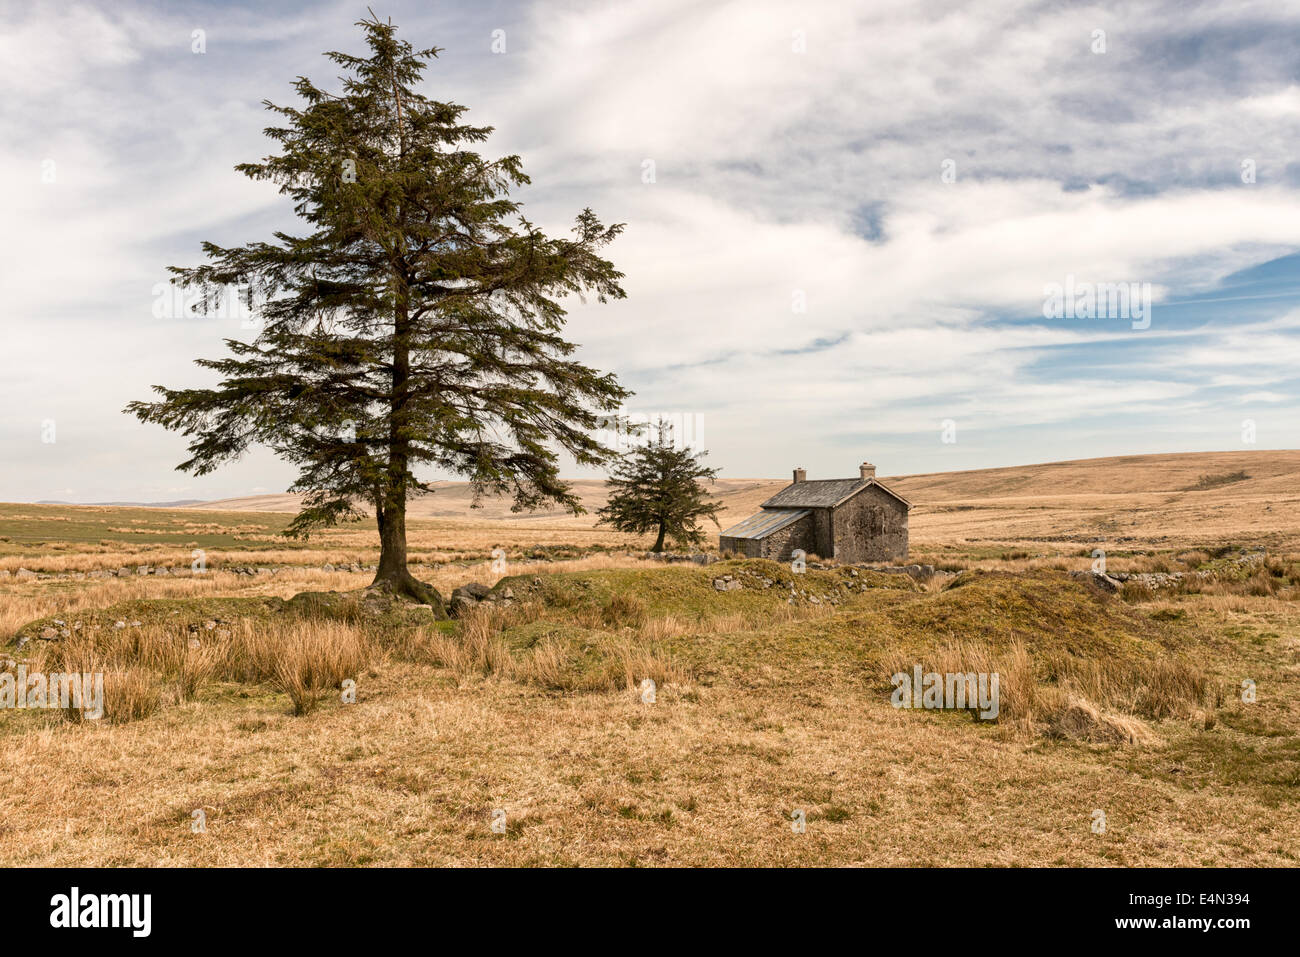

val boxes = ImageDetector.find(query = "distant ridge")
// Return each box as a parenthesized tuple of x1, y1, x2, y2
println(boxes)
(8, 450, 1299, 550)
(36, 499, 206, 508)
(178, 450, 1300, 527)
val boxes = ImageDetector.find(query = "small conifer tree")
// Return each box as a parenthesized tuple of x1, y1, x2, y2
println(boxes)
(597, 423, 723, 552)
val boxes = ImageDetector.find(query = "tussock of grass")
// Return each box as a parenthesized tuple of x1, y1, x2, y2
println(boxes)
(283, 591, 364, 623)
(882, 640, 1035, 723)
(411, 602, 689, 693)
(1040, 654, 1212, 720)
(601, 592, 647, 627)
(1045, 694, 1158, 746)
(881, 636, 1215, 744)
(99, 669, 163, 724)
(27, 617, 371, 722)
(872, 570, 1223, 743)
(271, 626, 369, 715)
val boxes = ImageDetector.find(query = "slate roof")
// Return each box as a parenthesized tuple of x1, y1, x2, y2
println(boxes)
(719, 508, 811, 540)
(761, 477, 912, 510)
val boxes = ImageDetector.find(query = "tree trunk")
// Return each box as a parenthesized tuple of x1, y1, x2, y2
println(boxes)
(371, 494, 445, 612)
(369, 288, 446, 615)
(652, 523, 667, 553)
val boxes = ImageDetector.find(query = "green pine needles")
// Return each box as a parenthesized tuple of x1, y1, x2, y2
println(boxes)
(127, 15, 630, 610)
(597, 423, 724, 552)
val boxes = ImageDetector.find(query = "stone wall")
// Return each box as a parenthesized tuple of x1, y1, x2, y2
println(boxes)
(756, 512, 816, 562)
(830, 485, 908, 562)
(810, 509, 834, 559)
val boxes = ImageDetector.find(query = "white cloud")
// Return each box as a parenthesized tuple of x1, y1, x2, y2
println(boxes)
(3, 0, 1300, 499)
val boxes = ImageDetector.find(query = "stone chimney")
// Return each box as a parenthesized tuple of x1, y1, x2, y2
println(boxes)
(793, 467, 807, 483)
(859, 462, 876, 480)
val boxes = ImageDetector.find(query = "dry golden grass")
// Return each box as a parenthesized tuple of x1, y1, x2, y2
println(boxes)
(409, 602, 689, 694)
(271, 626, 369, 716)
(2, 652, 1295, 866)
(16, 616, 373, 724)
(0, 553, 661, 644)
(98, 669, 162, 725)
(881, 639, 1216, 746)
(3, 452, 1299, 867)
(0, 537, 640, 577)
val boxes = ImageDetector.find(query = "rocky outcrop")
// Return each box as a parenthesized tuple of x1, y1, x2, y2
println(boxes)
(853, 562, 935, 579)
(1106, 548, 1267, 591)
(447, 579, 538, 617)
(641, 552, 717, 565)
(702, 563, 921, 606)
(1069, 569, 1122, 593)
(449, 581, 491, 616)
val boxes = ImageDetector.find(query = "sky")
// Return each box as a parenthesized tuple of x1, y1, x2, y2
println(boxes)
(3, 0, 1300, 503)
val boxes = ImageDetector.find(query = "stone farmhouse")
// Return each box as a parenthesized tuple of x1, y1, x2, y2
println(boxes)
(718, 462, 910, 562)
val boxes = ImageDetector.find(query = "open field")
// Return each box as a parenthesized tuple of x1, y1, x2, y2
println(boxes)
(6, 450, 1296, 577)
(1, 450, 1298, 866)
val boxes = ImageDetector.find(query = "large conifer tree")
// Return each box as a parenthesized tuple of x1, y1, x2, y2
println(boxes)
(127, 15, 630, 611)
(596, 423, 723, 552)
